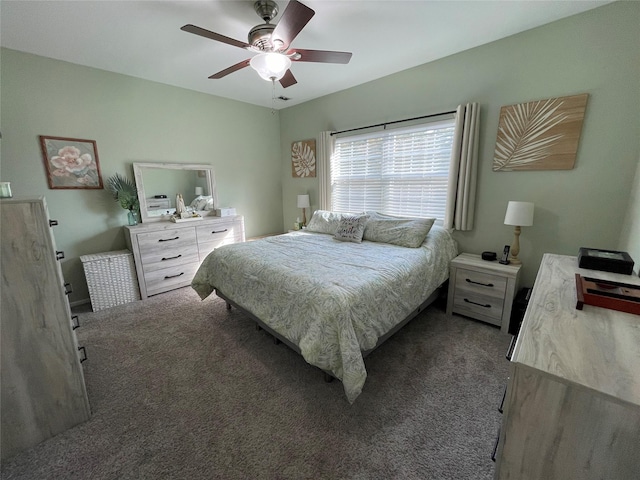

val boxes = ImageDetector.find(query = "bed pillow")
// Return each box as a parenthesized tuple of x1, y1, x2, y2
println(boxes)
(363, 212, 436, 248)
(333, 214, 370, 243)
(190, 195, 214, 211)
(306, 210, 349, 234)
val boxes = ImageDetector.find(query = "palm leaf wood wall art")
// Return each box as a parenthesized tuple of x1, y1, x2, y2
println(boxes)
(493, 93, 588, 171)
(292, 139, 317, 178)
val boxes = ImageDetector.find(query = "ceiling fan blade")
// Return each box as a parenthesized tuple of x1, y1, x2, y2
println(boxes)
(208, 59, 251, 79)
(279, 69, 297, 88)
(271, 0, 315, 50)
(181, 24, 250, 50)
(291, 49, 352, 64)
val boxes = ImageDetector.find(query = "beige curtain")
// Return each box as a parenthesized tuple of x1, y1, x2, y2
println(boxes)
(444, 103, 480, 231)
(317, 131, 334, 211)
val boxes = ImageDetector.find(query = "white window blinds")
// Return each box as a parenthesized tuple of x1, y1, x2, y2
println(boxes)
(331, 118, 455, 220)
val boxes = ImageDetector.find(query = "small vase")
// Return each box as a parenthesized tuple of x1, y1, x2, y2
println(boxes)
(127, 210, 138, 226)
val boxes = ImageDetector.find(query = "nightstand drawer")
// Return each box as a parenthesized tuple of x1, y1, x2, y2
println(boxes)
(454, 268, 507, 300)
(453, 290, 504, 325)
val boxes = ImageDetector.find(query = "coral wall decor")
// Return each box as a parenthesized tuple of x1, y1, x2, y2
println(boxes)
(291, 139, 316, 178)
(493, 93, 588, 171)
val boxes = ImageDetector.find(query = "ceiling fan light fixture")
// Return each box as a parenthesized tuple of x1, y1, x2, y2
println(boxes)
(250, 52, 291, 81)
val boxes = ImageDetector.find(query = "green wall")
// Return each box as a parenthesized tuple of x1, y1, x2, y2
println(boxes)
(279, 1, 640, 286)
(2, 2, 638, 304)
(0, 49, 283, 304)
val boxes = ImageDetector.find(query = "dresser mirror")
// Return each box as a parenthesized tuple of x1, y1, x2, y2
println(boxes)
(132, 162, 218, 223)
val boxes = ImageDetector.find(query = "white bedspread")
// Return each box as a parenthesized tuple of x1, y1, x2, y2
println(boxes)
(192, 226, 457, 403)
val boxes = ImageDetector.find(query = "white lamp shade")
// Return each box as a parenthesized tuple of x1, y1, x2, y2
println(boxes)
(504, 201, 534, 226)
(250, 53, 291, 82)
(194, 187, 204, 196)
(297, 194, 310, 208)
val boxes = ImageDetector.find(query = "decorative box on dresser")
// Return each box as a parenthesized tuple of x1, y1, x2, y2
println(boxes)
(125, 215, 245, 299)
(1, 197, 91, 461)
(446, 253, 522, 333)
(494, 253, 640, 479)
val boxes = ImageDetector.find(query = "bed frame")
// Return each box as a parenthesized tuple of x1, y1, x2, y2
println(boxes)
(214, 284, 444, 382)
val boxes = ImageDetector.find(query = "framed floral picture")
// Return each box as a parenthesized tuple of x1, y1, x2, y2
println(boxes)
(291, 139, 316, 178)
(39, 136, 104, 189)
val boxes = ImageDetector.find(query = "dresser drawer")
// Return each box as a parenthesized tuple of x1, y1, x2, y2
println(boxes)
(196, 220, 243, 258)
(143, 261, 201, 297)
(137, 228, 198, 271)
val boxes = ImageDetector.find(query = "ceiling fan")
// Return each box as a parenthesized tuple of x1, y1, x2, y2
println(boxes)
(181, 0, 352, 88)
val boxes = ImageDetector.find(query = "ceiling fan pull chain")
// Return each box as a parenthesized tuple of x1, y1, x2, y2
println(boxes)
(271, 79, 276, 115)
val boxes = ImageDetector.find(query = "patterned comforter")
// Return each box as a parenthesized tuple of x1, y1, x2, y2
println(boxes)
(192, 227, 458, 403)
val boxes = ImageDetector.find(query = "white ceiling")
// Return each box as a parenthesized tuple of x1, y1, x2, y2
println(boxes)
(1, 0, 611, 109)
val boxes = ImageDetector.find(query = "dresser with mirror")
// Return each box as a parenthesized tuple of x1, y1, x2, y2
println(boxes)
(125, 162, 245, 299)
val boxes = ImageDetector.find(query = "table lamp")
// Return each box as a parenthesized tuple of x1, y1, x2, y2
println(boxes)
(297, 194, 310, 227)
(504, 201, 534, 265)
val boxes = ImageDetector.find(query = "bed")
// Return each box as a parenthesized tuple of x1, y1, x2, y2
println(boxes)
(192, 211, 458, 403)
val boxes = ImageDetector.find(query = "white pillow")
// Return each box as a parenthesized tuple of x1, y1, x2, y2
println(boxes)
(333, 214, 370, 243)
(190, 195, 213, 211)
(306, 210, 350, 234)
(363, 211, 435, 248)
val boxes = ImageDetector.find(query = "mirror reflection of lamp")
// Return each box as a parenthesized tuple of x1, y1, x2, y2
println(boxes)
(297, 194, 310, 227)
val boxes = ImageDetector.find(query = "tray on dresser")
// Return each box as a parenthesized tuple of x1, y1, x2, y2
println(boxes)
(575, 274, 640, 315)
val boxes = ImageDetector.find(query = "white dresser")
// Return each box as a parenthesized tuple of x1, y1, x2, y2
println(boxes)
(1, 197, 91, 460)
(494, 253, 640, 479)
(125, 215, 245, 298)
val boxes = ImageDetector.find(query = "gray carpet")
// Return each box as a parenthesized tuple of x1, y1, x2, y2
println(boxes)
(1, 287, 510, 480)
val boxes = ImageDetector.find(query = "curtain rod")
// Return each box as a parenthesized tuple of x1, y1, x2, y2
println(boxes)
(330, 109, 457, 136)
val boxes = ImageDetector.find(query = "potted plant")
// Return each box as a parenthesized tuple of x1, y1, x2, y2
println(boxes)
(107, 173, 140, 225)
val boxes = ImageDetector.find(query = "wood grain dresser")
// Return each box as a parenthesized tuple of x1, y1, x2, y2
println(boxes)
(494, 253, 640, 479)
(125, 215, 245, 298)
(1, 197, 91, 461)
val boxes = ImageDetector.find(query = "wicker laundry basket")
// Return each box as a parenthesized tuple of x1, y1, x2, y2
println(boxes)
(80, 250, 140, 312)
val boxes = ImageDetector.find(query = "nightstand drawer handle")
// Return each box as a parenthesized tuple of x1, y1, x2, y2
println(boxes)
(211, 229, 228, 234)
(164, 272, 184, 280)
(463, 298, 491, 308)
(161, 254, 182, 261)
(465, 278, 494, 287)
(158, 236, 179, 242)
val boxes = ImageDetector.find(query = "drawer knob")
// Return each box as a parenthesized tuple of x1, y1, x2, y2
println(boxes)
(49, 219, 59, 227)
(56, 251, 65, 260)
(463, 298, 491, 308)
(161, 254, 182, 261)
(72, 315, 80, 330)
(465, 278, 494, 287)
(164, 272, 184, 280)
(158, 236, 179, 242)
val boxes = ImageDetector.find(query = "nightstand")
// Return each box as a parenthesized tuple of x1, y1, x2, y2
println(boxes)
(446, 253, 521, 333)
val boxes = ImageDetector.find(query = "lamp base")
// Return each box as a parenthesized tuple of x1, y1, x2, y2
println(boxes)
(509, 257, 522, 265)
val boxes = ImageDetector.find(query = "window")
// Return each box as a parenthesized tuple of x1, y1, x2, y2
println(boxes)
(331, 118, 456, 221)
